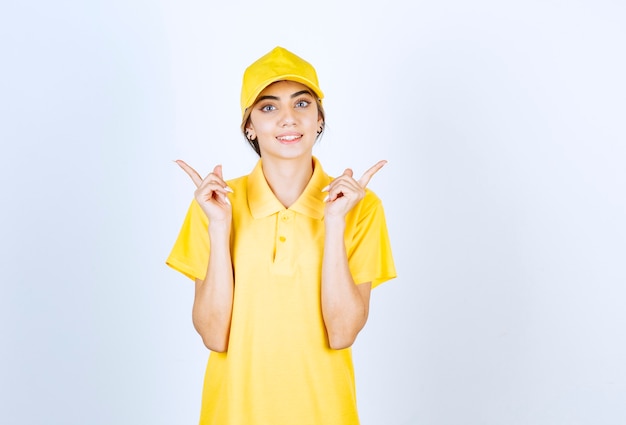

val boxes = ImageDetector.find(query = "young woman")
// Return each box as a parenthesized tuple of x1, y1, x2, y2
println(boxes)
(167, 46, 396, 425)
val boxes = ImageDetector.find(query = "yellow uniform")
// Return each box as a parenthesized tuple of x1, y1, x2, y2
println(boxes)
(167, 157, 396, 425)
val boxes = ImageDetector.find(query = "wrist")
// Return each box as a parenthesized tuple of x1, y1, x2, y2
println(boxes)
(208, 220, 231, 236)
(324, 215, 346, 233)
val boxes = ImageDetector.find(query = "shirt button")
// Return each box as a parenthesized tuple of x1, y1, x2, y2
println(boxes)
(279, 236, 286, 242)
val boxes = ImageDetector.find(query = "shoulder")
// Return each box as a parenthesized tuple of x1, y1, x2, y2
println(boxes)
(226, 174, 248, 188)
(224, 174, 249, 208)
(363, 188, 382, 205)
(344, 189, 385, 228)
(358, 188, 383, 213)
(226, 174, 251, 195)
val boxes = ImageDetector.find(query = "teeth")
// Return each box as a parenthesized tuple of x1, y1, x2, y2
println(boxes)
(278, 135, 300, 141)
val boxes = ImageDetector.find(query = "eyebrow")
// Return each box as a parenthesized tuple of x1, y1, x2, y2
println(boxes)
(256, 90, 314, 102)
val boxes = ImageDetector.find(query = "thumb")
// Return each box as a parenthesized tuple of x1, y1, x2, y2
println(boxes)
(342, 168, 353, 178)
(213, 164, 223, 180)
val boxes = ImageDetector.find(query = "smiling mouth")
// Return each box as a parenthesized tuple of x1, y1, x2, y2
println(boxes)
(276, 135, 302, 142)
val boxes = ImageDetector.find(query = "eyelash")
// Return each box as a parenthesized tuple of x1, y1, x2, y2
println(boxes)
(295, 99, 310, 108)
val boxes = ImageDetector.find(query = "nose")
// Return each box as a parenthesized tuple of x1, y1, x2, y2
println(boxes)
(279, 108, 296, 126)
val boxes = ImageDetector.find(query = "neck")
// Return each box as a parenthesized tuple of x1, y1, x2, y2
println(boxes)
(261, 156, 314, 208)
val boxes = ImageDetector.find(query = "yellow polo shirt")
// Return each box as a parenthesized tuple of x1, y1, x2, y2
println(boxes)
(166, 157, 396, 425)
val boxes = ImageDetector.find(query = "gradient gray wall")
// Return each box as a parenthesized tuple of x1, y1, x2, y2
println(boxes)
(2, 1, 625, 424)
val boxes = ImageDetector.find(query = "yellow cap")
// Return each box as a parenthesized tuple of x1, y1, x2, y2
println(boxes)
(240, 46, 324, 117)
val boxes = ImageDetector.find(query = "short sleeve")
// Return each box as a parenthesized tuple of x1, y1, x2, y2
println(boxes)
(166, 199, 211, 281)
(346, 190, 397, 288)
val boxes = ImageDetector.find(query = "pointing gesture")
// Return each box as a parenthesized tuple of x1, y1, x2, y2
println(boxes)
(356, 160, 387, 188)
(175, 160, 233, 223)
(323, 160, 387, 219)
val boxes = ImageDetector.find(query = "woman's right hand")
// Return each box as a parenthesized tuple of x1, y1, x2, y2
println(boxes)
(175, 160, 233, 223)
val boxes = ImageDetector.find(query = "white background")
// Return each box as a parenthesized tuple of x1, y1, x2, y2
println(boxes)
(1, 1, 625, 424)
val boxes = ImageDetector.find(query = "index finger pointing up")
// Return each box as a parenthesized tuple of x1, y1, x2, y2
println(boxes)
(175, 160, 203, 188)
(358, 160, 388, 188)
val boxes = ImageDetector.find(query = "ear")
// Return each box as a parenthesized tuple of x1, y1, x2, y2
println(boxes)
(245, 125, 256, 141)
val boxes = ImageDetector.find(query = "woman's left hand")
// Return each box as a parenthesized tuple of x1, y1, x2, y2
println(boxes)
(323, 160, 387, 219)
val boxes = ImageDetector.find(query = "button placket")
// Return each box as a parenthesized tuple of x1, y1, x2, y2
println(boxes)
(274, 211, 295, 271)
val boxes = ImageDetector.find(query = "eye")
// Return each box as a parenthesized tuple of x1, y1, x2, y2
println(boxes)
(260, 104, 276, 112)
(295, 99, 310, 108)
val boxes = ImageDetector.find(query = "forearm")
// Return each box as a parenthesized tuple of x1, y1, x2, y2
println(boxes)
(193, 221, 234, 352)
(321, 218, 369, 350)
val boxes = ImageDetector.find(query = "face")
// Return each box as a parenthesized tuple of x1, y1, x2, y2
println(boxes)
(246, 80, 323, 160)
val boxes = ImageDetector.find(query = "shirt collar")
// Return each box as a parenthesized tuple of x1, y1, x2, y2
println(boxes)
(247, 156, 331, 220)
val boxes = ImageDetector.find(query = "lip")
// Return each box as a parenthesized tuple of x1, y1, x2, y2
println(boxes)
(276, 132, 303, 144)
